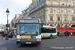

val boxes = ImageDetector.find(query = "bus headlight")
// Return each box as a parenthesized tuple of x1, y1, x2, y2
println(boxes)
(17, 35, 21, 39)
(36, 35, 41, 41)
(37, 39, 41, 41)
(36, 35, 41, 39)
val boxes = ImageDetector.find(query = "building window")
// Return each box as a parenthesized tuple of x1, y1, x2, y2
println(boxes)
(61, 0, 64, 1)
(39, 0, 41, 1)
(50, 16, 53, 21)
(32, 17, 35, 19)
(68, 0, 71, 1)
(72, 10, 75, 14)
(72, 3, 74, 6)
(57, 24, 60, 27)
(50, 24, 53, 26)
(65, 17, 68, 21)
(64, 3, 67, 7)
(57, 9, 60, 13)
(72, 17, 75, 21)
(41, 17, 42, 21)
(42, 17, 43, 21)
(43, 16, 45, 21)
(50, 9, 53, 13)
(65, 24, 68, 27)
(65, 9, 67, 13)
(57, 2, 60, 6)
(50, 2, 52, 6)
(57, 16, 60, 21)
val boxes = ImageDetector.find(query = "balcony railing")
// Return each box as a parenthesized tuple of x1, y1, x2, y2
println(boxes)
(29, 4, 45, 15)
(46, 4, 75, 7)
(56, 21, 62, 24)
(70, 21, 75, 24)
(41, 21, 46, 24)
(48, 20, 54, 24)
(63, 20, 69, 24)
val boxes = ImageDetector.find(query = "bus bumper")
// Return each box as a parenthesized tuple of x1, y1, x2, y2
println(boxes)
(16, 39, 41, 44)
(42, 35, 57, 38)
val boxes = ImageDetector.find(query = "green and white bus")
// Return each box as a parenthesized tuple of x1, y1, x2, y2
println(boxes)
(16, 19, 41, 44)
(41, 26, 57, 39)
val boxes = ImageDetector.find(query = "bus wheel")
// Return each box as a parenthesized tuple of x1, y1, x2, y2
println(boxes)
(50, 35, 53, 39)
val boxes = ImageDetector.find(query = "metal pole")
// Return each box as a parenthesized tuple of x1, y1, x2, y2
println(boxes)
(66, 25, 67, 32)
(6, 14, 8, 40)
(61, 6, 62, 34)
(22, 17, 23, 19)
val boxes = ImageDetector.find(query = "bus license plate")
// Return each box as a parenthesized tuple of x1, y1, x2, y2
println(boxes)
(26, 42, 31, 44)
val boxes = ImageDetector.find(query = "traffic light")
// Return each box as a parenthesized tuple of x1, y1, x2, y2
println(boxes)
(6, 24, 10, 27)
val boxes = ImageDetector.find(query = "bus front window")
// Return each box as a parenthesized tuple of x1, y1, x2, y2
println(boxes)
(17, 24, 39, 35)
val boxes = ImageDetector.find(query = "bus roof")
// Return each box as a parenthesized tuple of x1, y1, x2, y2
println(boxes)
(17, 19, 41, 23)
(42, 26, 57, 28)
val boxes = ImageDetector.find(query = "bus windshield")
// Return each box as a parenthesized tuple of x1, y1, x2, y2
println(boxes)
(17, 24, 39, 35)
(41, 28, 56, 33)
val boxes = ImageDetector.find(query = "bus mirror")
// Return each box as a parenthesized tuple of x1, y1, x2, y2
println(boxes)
(36, 32, 38, 35)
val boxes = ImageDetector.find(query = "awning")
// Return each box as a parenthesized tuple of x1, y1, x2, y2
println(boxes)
(57, 28, 75, 32)
(12, 27, 16, 30)
(12, 27, 14, 29)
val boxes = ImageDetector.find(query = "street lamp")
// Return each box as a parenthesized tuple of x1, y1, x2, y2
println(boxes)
(66, 5, 70, 32)
(6, 8, 10, 40)
(61, 4, 64, 34)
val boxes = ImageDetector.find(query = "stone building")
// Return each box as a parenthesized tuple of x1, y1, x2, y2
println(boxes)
(27, 0, 75, 28)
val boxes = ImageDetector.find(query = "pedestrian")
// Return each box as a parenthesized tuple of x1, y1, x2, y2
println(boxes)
(15, 32, 16, 38)
(13, 31, 15, 37)
(3, 33, 5, 40)
(67, 32, 69, 36)
(11, 32, 13, 38)
(71, 32, 72, 36)
(64, 32, 65, 36)
(57, 32, 59, 36)
(1, 32, 4, 39)
(66, 31, 69, 36)
(64, 32, 66, 36)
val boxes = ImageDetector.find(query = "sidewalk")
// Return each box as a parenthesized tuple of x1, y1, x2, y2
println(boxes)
(0, 35, 16, 45)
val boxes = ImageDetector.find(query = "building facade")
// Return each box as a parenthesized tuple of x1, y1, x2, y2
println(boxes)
(27, 0, 75, 28)
(10, 14, 20, 30)
(0, 24, 5, 31)
(22, 7, 30, 19)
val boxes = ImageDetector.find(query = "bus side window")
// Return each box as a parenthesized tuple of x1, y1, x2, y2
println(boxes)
(53, 28, 56, 33)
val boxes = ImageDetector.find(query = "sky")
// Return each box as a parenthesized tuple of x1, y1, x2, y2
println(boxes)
(0, 0, 32, 24)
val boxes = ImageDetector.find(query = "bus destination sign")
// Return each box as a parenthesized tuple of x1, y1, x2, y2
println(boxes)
(19, 19, 39, 23)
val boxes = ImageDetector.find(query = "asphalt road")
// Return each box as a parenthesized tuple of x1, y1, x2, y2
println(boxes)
(0, 36, 75, 50)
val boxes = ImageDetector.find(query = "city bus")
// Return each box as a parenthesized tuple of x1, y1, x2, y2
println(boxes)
(41, 26, 57, 39)
(16, 19, 41, 44)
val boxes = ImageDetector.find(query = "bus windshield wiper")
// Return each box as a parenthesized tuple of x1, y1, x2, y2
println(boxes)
(20, 32, 28, 35)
